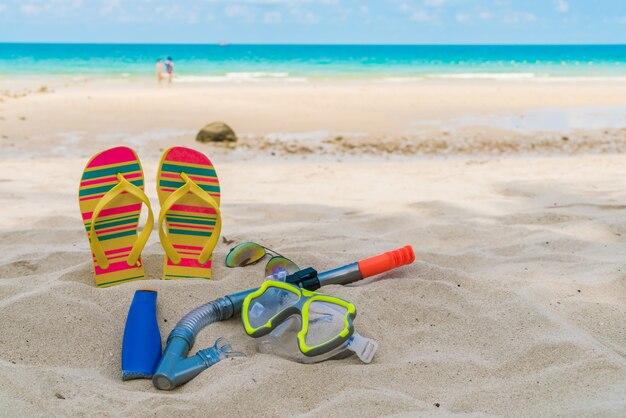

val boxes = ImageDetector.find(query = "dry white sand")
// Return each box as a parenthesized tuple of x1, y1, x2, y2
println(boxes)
(1, 154, 626, 416)
(0, 80, 625, 416)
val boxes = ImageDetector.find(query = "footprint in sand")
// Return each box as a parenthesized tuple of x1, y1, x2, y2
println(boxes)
(0, 252, 86, 280)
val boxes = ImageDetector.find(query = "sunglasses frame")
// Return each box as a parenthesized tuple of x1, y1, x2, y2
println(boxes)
(225, 242, 299, 276)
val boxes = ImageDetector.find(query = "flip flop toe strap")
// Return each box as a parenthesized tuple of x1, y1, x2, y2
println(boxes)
(158, 172, 222, 265)
(89, 173, 154, 270)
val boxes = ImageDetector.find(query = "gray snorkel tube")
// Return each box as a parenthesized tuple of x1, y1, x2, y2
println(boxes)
(151, 296, 239, 390)
(152, 246, 415, 390)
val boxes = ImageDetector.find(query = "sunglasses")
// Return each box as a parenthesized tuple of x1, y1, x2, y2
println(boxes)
(225, 242, 300, 277)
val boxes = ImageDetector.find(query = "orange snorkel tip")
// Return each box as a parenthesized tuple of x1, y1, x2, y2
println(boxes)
(357, 245, 415, 279)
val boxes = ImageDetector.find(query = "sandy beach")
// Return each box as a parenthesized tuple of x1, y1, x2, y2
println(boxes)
(1, 78, 626, 416)
(3, 78, 626, 159)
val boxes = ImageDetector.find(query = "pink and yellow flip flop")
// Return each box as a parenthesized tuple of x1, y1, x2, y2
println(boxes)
(156, 147, 221, 280)
(78, 147, 154, 288)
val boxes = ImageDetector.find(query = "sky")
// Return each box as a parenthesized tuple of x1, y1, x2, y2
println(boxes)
(1, 0, 625, 44)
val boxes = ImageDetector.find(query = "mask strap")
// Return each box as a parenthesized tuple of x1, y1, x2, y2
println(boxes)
(347, 332, 379, 363)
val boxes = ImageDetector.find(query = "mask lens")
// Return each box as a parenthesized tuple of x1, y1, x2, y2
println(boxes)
(226, 242, 266, 267)
(304, 301, 350, 347)
(265, 256, 300, 277)
(247, 285, 300, 329)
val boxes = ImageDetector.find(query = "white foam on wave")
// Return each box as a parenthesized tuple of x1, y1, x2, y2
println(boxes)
(169, 72, 626, 84)
(428, 72, 537, 80)
(175, 72, 307, 83)
(412, 73, 626, 82)
(532, 76, 626, 82)
(379, 77, 425, 83)
(174, 75, 231, 83)
(225, 71, 289, 79)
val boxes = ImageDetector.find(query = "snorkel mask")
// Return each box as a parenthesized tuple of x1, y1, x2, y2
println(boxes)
(242, 279, 378, 364)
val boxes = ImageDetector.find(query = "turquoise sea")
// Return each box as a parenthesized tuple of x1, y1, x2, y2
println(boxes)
(0, 43, 625, 81)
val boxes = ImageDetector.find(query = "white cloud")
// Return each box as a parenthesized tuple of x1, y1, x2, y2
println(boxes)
(211, 0, 286, 3)
(263, 10, 282, 23)
(397, 1, 438, 22)
(410, 10, 432, 22)
(359, 5, 372, 24)
(298, 10, 318, 23)
(16, 0, 82, 18)
(210, 0, 336, 4)
(503, 11, 537, 24)
(478, 11, 492, 20)
(0, 3, 6, 13)
(555, 0, 569, 13)
(21, 4, 41, 15)
(616, 16, 626, 24)
(224, 5, 255, 21)
(424, 0, 445, 6)
(455, 12, 470, 22)
(100, 0, 121, 15)
(397, 2, 411, 13)
(288, 7, 319, 24)
(187, 11, 198, 24)
(239, 0, 289, 3)
(224, 5, 241, 16)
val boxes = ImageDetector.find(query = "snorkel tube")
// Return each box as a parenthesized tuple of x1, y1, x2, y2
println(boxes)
(152, 245, 415, 390)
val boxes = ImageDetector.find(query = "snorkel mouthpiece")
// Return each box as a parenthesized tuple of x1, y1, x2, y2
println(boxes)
(153, 336, 243, 390)
(152, 297, 238, 390)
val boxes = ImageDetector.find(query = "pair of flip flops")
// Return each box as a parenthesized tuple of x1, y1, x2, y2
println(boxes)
(78, 146, 221, 287)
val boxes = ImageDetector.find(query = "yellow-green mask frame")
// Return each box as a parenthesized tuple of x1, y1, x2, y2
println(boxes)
(242, 280, 357, 357)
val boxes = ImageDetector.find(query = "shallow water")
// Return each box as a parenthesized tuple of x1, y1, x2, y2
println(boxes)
(1, 43, 625, 81)
(415, 106, 626, 133)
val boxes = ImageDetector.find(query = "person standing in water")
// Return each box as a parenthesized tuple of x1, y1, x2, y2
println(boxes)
(156, 59, 164, 82)
(164, 56, 174, 83)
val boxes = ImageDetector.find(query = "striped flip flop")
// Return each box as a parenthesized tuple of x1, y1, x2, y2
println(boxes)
(157, 147, 221, 280)
(78, 147, 154, 288)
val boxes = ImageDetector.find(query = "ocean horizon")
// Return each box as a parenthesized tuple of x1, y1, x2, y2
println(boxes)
(1, 43, 625, 82)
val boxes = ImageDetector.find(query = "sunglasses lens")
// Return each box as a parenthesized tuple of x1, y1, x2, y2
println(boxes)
(265, 256, 300, 277)
(226, 242, 266, 267)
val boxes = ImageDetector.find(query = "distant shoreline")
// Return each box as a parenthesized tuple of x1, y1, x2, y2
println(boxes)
(1, 44, 625, 80)
(3, 73, 626, 85)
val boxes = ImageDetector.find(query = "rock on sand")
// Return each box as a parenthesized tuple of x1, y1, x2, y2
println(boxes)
(196, 122, 237, 143)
